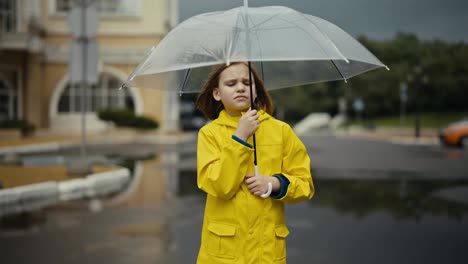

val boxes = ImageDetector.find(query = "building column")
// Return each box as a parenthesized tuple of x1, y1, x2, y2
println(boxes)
(162, 0, 180, 134)
(24, 52, 44, 128)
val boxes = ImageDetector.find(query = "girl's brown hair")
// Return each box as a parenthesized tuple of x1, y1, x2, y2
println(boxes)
(196, 62, 273, 120)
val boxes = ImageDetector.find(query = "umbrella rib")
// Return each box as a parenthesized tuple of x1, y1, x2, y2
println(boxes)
(276, 15, 349, 62)
(299, 13, 349, 63)
(187, 22, 228, 63)
(271, 15, 350, 81)
(247, 9, 288, 31)
(133, 59, 153, 77)
(254, 30, 264, 72)
(227, 10, 243, 65)
(329, 60, 347, 82)
(273, 16, 337, 58)
(200, 45, 223, 61)
(179, 68, 192, 94)
(125, 45, 156, 81)
(298, 14, 351, 80)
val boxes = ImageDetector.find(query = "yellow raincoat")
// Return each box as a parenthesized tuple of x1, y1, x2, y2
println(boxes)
(197, 110, 314, 264)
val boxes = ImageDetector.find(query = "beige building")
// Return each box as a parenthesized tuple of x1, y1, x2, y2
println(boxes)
(0, 0, 179, 134)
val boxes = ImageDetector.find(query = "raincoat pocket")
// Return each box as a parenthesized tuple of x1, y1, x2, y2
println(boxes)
(274, 225, 290, 261)
(206, 222, 237, 259)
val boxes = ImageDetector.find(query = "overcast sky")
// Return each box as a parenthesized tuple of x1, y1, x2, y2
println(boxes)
(178, 0, 468, 43)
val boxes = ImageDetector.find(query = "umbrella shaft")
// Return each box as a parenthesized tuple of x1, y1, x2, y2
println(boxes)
(248, 61, 258, 166)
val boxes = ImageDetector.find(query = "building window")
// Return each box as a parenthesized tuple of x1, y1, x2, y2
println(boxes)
(56, 0, 73, 12)
(58, 73, 134, 113)
(0, 73, 18, 121)
(0, 0, 17, 33)
(54, 0, 138, 16)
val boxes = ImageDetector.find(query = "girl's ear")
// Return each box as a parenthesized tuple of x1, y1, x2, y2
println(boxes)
(212, 88, 221, 101)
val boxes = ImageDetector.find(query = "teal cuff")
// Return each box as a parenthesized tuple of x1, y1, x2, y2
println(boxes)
(270, 174, 290, 199)
(231, 135, 253, 148)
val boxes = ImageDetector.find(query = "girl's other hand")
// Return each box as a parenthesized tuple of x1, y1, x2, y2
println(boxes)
(245, 174, 280, 197)
(235, 108, 259, 141)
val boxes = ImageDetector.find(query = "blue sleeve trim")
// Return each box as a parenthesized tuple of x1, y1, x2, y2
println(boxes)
(270, 174, 290, 199)
(231, 135, 253, 148)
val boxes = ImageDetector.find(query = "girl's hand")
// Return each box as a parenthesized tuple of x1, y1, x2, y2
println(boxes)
(245, 174, 280, 197)
(235, 108, 259, 141)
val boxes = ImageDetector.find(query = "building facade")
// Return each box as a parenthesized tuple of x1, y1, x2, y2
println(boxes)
(0, 0, 178, 134)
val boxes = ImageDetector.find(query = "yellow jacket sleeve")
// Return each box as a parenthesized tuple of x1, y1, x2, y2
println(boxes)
(277, 125, 315, 203)
(197, 127, 254, 200)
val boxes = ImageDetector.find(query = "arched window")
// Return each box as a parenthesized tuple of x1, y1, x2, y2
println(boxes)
(58, 72, 134, 113)
(0, 73, 18, 121)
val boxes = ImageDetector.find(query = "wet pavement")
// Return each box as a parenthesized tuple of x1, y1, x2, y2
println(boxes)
(1, 134, 468, 263)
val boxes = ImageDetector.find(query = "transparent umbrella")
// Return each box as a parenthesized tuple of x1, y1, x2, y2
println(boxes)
(124, 1, 388, 92)
(123, 0, 388, 197)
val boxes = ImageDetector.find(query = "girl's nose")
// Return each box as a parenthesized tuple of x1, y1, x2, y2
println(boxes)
(236, 83, 246, 92)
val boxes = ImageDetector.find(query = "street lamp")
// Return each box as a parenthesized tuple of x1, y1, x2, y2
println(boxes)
(399, 82, 408, 126)
(407, 66, 429, 138)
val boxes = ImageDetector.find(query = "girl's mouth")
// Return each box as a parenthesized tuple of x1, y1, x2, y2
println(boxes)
(235, 96, 248, 100)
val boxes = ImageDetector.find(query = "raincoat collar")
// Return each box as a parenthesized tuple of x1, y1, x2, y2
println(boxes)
(214, 109, 270, 128)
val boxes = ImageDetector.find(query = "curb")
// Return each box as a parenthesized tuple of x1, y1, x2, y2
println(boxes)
(0, 142, 76, 155)
(0, 167, 130, 217)
(0, 132, 197, 155)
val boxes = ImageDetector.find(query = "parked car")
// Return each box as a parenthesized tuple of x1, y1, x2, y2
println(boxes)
(180, 101, 207, 131)
(181, 115, 207, 131)
(439, 118, 468, 148)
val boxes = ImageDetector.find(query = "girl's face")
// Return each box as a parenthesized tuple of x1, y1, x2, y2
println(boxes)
(213, 63, 257, 116)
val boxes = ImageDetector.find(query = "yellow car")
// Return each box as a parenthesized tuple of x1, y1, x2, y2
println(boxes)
(439, 118, 468, 148)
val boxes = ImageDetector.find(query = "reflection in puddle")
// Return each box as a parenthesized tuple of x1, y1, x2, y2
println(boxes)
(105, 158, 167, 207)
(312, 179, 468, 220)
(169, 168, 468, 220)
(0, 211, 47, 231)
(171, 168, 468, 220)
(445, 149, 462, 160)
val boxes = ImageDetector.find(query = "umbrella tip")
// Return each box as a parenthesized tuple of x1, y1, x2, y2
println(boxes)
(385, 66, 390, 71)
(344, 78, 348, 83)
(226, 59, 231, 66)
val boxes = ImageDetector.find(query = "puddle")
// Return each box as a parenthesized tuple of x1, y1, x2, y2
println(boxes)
(1, 154, 468, 264)
(155, 167, 468, 220)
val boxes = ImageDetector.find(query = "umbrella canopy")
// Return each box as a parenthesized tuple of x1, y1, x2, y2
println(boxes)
(124, 4, 388, 93)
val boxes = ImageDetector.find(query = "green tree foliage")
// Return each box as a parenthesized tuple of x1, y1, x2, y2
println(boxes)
(0, 119, 36, 137)
(272, 33, 468, 121)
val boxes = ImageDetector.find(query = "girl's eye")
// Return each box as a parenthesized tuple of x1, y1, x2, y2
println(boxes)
(243, 81, 250, 85)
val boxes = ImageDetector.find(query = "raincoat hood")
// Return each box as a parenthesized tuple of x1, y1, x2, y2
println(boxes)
(213, 109, 270, 128)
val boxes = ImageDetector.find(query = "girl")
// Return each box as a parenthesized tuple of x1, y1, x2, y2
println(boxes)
(195, 62, 314, 264)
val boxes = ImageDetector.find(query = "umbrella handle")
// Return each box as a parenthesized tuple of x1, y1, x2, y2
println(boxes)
(261, 183, 273, 198)
(255, 165, 272, 198)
